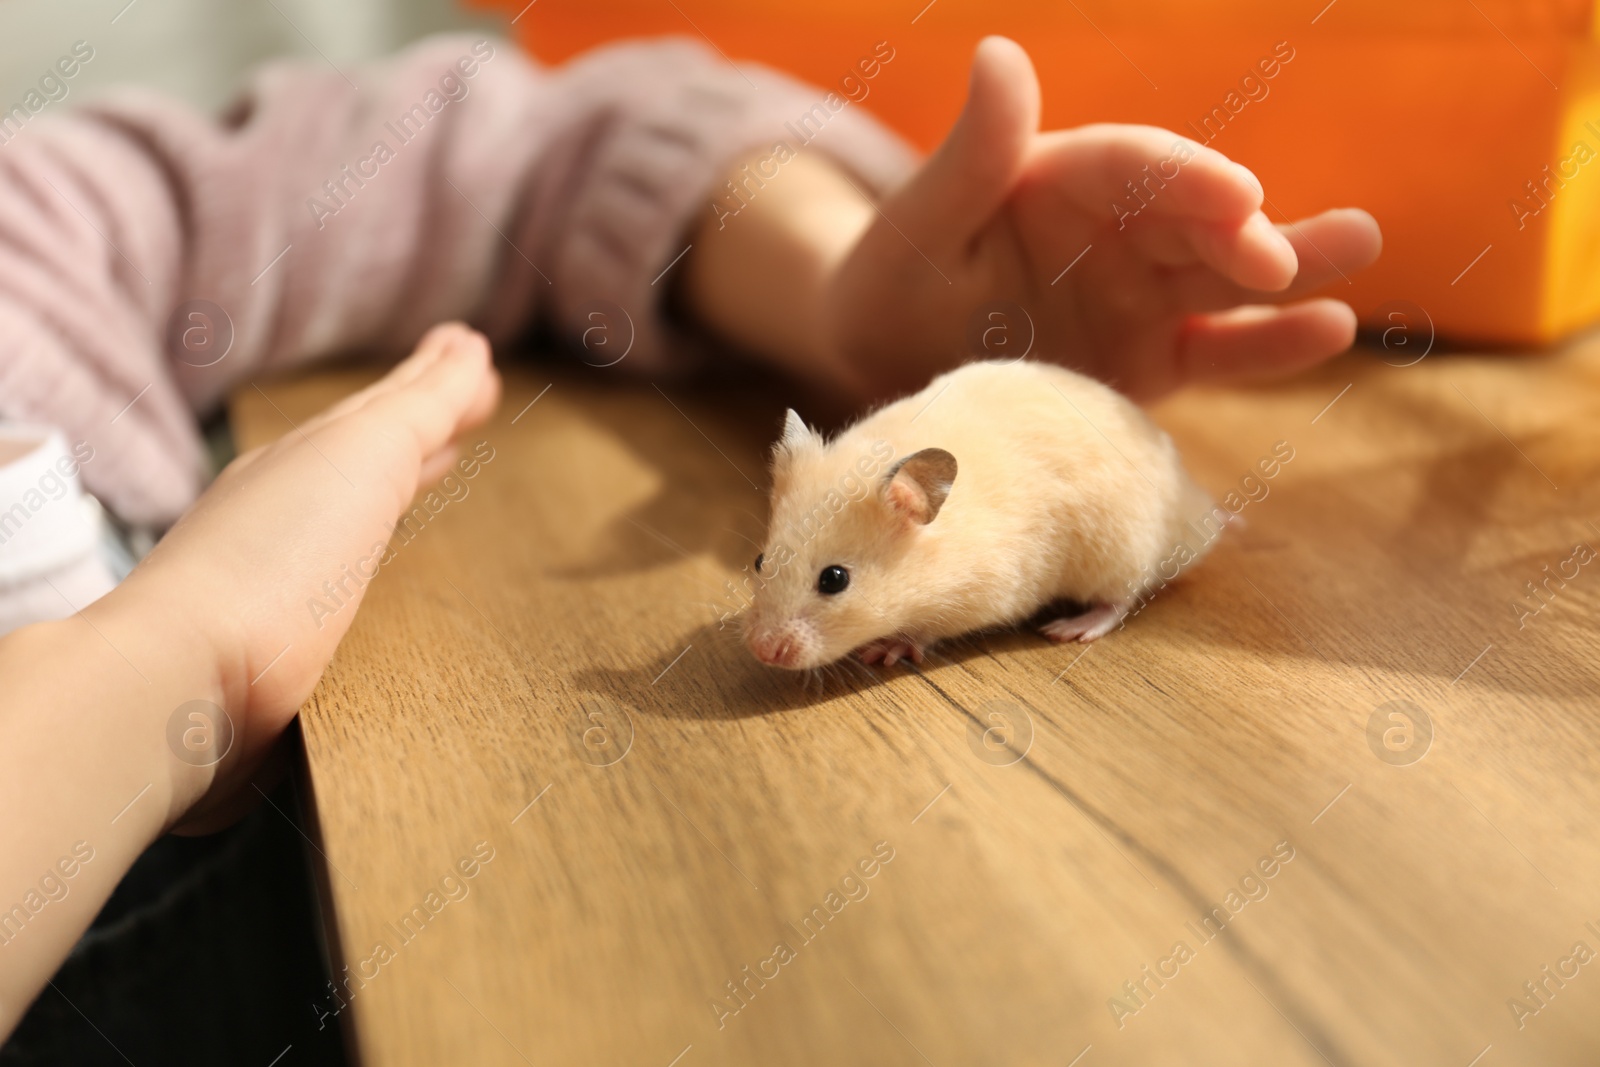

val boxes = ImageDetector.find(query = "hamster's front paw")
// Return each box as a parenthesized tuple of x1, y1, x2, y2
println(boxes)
(1039, 602, 1131, 643)
(858, 636, 927, 668)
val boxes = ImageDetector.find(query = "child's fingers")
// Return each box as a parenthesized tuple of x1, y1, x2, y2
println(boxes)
(340, 328, 498, 469)
(1177, 299, 1358, 384)
(1013, 127, 1286, 287)
(1192, 212, 1299, 291)
(1025, 124, 1264, 226)
(298, 322, 475, 435)
(1117, 210, 1297, 290)
(267, 326, 500, 525)
(1166, 208, 1382, 312)
(1270, 209, 1382, 295)
(889, 36, 1039, 249)
(215, 324, 484, 487)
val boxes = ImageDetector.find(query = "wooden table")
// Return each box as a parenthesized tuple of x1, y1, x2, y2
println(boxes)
(232, 337, 1600, 1067)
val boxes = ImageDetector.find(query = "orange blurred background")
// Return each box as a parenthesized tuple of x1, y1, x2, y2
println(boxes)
(475, 0, 1600, 346)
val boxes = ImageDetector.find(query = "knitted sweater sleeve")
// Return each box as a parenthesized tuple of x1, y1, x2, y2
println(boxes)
(0, 33, 915, 524)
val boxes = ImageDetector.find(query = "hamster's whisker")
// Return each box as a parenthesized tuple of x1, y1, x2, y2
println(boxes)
(720, 526, 764, 552)
(727, 506, 769, 539)
(836, 654, 880, 687)
(802, 666, 826, 694)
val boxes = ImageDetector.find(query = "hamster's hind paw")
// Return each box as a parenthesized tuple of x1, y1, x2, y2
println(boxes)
(858, 636, 927, 667)
(1039, 602, 1130, 643)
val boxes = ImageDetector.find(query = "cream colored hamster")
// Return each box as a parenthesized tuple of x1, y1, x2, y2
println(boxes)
(743, 359, 1225, 670)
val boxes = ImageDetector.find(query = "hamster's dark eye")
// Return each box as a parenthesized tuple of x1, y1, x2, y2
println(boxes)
(754, 553, 764, 573)
(817, 565, 850, 595)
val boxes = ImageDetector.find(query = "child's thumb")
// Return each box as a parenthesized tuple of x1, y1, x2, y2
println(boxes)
(889, 36, 1040, 246)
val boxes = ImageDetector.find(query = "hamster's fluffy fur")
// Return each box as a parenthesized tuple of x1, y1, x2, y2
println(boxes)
(744, 360, 1222, 669)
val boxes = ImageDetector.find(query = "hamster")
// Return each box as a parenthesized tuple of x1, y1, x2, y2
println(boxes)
(743, 359, 1225, 670)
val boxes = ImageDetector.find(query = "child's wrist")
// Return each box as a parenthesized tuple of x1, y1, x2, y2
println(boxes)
(683, 150, 877, 394)
(68, 584, 231, 832)
(0, 619, 172, 853)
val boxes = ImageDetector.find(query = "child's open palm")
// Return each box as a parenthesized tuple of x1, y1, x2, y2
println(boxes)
(827, 36, 1383, 400)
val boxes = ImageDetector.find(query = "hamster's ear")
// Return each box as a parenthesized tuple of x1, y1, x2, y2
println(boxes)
(780, 409, 816, 449)
(774, 412, 825, 486)
(771, 410, 819, 491)
(772, 408, 820, 463)
(882, 448, 957, 525)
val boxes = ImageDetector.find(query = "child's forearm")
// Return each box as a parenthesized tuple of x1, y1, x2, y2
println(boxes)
(0, 604, 218, 1038)
(680, 151, 878, 398)
(0, 323, 499, 1042)
(0, 36, 916, 530)
(680, 38, 1381, 409)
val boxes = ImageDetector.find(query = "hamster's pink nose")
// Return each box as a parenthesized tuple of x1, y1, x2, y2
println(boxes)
(748, 631, 801, 668)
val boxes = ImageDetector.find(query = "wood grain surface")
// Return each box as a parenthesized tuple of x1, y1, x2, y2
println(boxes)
(232, 337, 1600, 1067)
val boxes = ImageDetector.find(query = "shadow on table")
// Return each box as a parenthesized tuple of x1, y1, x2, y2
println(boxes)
(568, 617, 1052, 721)
(559, 351, 1600, 712)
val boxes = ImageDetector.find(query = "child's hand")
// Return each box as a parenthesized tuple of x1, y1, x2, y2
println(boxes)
(0, 324, 498, 1026)
(827, 37, 1381, 401)
(112, 323, 500, 831)
(685, 38, 1380, 404)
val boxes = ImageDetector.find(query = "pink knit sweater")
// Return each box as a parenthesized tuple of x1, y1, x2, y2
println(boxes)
(0, 34, 914, 525)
